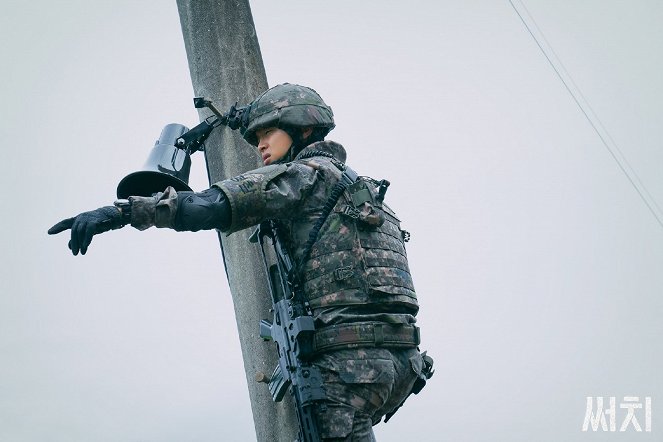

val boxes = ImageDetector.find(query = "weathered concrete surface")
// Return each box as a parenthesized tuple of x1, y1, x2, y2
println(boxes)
(177, 1, 298, 440)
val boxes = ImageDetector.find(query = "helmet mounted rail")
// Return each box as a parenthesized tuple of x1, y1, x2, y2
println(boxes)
(174, 97, 250, 153)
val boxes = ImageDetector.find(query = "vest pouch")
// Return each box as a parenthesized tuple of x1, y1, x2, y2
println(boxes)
(342, 179, 385, 228)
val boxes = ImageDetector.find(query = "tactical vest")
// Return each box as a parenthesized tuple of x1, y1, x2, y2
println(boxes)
(298, 174, 419, 313)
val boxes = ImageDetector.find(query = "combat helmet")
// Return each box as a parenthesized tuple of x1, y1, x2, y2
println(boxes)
(242, 83, 335, 146)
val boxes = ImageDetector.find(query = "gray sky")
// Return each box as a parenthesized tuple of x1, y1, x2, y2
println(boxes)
(1, 1, 662, 441)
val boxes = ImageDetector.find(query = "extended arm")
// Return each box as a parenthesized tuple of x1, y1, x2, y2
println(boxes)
(48, 186, 231, 255)
(129, 186, 231, 232)
(48, 159, 321, 255)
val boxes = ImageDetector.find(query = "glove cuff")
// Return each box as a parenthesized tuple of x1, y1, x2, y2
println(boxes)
(96, 206, 127, 232)
(113, 200, 132, 227)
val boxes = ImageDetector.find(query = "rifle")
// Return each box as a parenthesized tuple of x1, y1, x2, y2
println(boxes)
(254, 220, 325, 442)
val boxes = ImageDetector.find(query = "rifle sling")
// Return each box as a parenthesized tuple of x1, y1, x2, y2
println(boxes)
(297, 153, 358, 272)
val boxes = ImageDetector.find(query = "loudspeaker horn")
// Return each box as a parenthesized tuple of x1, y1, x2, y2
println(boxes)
(117, 123, 193, 198)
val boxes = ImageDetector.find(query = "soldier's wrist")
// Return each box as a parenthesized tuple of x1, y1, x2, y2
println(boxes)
(124, 195, 158, 231)
(113, 199, 132, 227)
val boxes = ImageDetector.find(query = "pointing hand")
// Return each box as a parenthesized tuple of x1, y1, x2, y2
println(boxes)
(48, 206, 125, 255)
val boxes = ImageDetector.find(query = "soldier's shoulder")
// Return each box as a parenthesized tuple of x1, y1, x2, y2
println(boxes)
(296, 140, 347, 164)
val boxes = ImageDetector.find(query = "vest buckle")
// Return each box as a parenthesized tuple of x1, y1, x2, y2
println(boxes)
(342, 206, 360, 219)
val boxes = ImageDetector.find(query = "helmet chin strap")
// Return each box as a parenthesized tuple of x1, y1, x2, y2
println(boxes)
(280, 128, 308, 161)
(272, 143, 296, 164)
(273, 136, 309, 164)
(273, 126, 324, 164)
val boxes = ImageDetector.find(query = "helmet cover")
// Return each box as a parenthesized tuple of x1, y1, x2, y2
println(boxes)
(242, 83, 335, 146)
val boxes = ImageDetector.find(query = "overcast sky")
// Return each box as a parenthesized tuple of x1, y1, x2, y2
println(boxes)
(1, 1, 662, 441)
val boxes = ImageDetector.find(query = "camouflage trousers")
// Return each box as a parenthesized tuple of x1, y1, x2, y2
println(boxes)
(311, 347, 423, 441)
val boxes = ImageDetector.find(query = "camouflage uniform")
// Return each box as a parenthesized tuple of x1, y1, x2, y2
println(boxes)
(132, 138, 424, 439)
(213, 140, 424, 440)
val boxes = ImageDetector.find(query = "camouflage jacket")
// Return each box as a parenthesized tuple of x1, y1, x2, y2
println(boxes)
(213, 140, 418, 329)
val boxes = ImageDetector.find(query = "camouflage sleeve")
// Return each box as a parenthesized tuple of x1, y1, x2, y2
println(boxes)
(213, 161, 319, 234)
(129, 186, 179, 231)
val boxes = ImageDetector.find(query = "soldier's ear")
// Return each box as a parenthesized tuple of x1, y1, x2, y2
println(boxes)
(301, 127, 313, 141)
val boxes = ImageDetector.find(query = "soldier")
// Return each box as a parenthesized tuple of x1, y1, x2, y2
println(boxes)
(49, 83, 430, 440)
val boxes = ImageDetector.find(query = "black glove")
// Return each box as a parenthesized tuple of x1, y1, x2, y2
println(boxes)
(48, 206, 126, 256)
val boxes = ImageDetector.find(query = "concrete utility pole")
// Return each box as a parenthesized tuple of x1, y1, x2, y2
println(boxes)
(176, 1, 298, 440)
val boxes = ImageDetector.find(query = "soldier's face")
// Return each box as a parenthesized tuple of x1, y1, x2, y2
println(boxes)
(256, 127, 293, 165)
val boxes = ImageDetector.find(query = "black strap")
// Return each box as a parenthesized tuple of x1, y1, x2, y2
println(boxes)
(297, 159, 358, 272)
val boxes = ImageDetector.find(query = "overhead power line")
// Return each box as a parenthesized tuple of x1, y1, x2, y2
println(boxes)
(508, 0, 663, 229)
